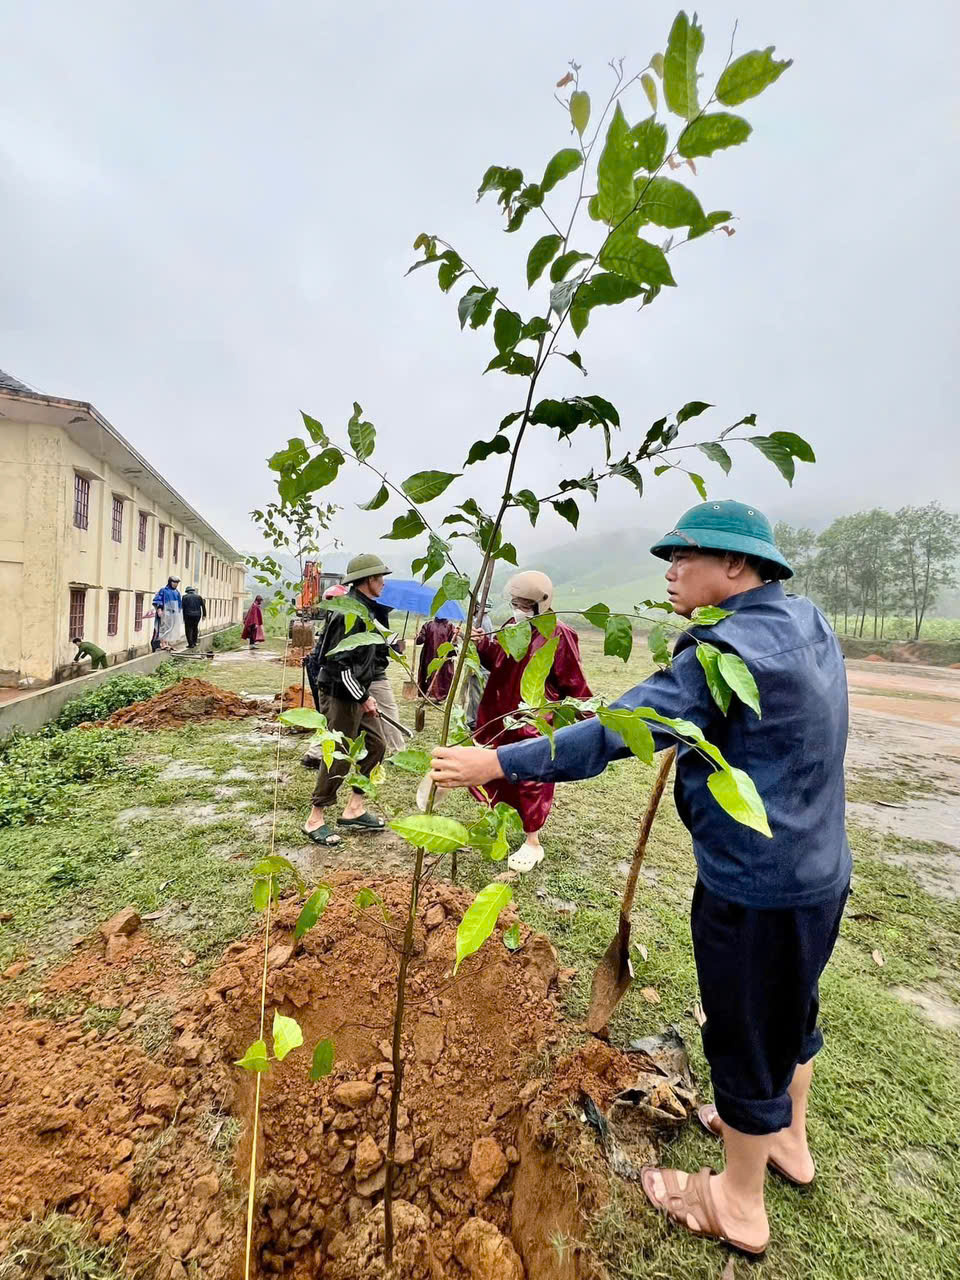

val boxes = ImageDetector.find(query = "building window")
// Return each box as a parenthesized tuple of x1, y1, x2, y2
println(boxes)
(73, 474, 90, 530)
(107, 590, 120, 636)
(138, 512, 148, 552)
(158, 524, 166, 557)
(134, 592, 144, 631)
(173, 533, 180, 564)
(184, 541, 191, 569)
(69, 588, 86, 638)
(111, 497, 124, 543)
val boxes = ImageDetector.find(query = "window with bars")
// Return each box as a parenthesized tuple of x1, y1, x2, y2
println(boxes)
(107, 591, 120, 636)
(69, 588, 86, 638)
(73, 474, 90, 530)
(158, 524, 166, 557)
(173, 533, 180, 563)
(111, 497, 124, 543)
(134, 592, 144, 631)
(138, 512, 148, 552)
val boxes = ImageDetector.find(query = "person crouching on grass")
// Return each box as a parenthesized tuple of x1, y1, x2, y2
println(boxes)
(431, 501, 851, 1259)
(300, 554, 393, 848)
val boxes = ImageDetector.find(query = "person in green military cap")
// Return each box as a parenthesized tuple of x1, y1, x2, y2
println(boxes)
(300, 553, 394, 846)
(431, 501, 851, 1258)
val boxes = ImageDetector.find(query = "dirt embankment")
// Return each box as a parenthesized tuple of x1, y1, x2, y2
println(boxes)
(0, 871, 682, 1279)
(103, 679, 262, 730)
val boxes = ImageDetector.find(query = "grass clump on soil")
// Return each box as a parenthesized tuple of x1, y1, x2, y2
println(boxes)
(211, 623, 244, 651)
(0, 726, 138, 830)
(56, 662, 180, 729)
(0, 1213, 125, 1280)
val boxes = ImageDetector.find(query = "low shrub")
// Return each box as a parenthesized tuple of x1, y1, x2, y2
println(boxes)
(211, 625, 243, 652)
(0, 726, 135, 828)
(56, 662, 179, 729)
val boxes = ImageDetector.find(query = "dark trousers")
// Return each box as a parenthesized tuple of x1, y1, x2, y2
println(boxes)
(184, 618, 200, 647)
(309, 690, 386, 808)
(691, 878, 849, 1135)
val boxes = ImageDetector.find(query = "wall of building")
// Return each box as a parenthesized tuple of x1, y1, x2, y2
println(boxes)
(0, 416, 246, 685)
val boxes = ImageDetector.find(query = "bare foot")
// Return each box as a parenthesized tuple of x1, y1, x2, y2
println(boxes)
(705, 1171, 770, 1254)
(768, 1131, 816, 1185)
(341, 795, 366, 821)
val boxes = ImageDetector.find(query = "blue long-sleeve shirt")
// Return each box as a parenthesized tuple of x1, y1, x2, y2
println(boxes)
(497, 584, 851, 909)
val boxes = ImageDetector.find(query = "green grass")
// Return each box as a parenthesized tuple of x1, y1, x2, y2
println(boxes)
(0, 1214, 125, 1280)
(2, 629, 959, 1278)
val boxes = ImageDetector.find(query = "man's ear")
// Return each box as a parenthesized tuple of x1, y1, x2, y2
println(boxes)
(724, 552, 748, 579)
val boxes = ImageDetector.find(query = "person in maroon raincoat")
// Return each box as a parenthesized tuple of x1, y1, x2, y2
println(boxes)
(416, 617, 457, 700)
(471, 570, 591, 872)
(242, 595, 265, 648)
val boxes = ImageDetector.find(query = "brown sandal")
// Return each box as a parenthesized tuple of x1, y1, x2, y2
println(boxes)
(697, 1104, 816, 1190)
(640, 1165, 768, 1258)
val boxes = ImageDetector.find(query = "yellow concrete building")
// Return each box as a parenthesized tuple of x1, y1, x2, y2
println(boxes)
(0, 368, 246, 687)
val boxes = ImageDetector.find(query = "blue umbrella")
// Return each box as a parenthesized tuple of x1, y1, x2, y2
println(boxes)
(378, 578, 466, 622)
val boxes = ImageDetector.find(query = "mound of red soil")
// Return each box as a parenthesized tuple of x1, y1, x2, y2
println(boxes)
(277, 684, 311, 711)
(0, 872, 664, 1278)
(104, 678, 261, 729)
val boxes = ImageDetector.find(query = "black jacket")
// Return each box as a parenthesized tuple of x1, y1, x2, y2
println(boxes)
(315, 588, 392, 703)
(182, 591, 206, 620)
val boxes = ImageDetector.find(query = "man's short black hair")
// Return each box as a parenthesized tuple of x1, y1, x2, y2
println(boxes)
(699, 547, 787, 583)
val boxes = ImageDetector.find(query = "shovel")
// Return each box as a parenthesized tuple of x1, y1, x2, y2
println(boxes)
(585, 748, 676, 1034)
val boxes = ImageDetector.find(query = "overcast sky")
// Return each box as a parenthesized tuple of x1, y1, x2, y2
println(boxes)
(2, 1, 957, 563)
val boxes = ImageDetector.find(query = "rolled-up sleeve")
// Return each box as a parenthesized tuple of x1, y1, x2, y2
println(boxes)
(496, 643, 714, 784)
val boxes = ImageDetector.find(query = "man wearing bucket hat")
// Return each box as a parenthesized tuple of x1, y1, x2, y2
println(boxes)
(431, 501, 850, 1258)
(301, 553, 394, 846)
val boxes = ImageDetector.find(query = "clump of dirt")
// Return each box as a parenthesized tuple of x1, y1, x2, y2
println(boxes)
(277, 684, 311, 711)
(0, 872, 672, 1279)
(274, 647, 313, 667)
(104, 678, 261, 729)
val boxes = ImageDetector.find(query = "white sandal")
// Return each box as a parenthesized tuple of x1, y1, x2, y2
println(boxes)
(507, 844, 545, 874)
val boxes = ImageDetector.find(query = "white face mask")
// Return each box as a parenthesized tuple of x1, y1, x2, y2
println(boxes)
(513, 606, 535, 620)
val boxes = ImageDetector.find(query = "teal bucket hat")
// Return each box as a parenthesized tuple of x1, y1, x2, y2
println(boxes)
(650, 500, 793, 579)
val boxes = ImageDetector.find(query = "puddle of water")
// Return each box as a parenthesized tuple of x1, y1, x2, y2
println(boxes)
(157, 763, 215, 782)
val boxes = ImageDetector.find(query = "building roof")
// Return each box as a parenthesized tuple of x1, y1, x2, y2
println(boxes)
(0, 366, 242, 562)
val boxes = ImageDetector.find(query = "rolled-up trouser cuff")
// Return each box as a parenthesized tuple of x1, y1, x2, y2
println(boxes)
(714, 1085, 792, 1136)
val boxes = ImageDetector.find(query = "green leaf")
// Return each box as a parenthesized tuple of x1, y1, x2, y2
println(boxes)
(354, 887, 386, 913)
(235, 1038, 269, 1073)
(599, 226, 676, 288)
(358, 483, 389, 511)
(650, 52, 665, 78)
(570, 273, 645, 335)
(678, 112, 752, 159)
(498, 619, 532, 661)
(310, 1038, 335, 1080)
(541, 148, 583, 193)
(327, 631, 385, 656)
(596, 706, 655, 762)
(690, 605, 733, 625)
(604, 614, 633, 661)
(532, 611, 558, 639)
(469, 288, 498, 328)
(641, 72, 657, 110)
(389, 748, 433, 774)
(688, 471, 707, 500)
(521, 637, 559, 706)
(688, 209, 735, 240)
(582, 601, 610, 629)
(477, 165, 523, 203)
(718, 652, 762, 718)
(663, 9, 704, 120)
(295, 885, 332, 941)
(272, 1011, 303, 1062)
(550, 251, 592, 283)
(697, 442, 732, 475)
(677, 399, 712, 423)
(389, 813, 469, 854)
(296, 448, 344, 496)
(769, 431, 816, 463)
(458, 285, 487, 329)
(696, 642, 732, 714)
(595, 102, 636, 224)
(401, 471, 459, 505)
(269, 437, 309, 472)
(636, 178, 705, 230)
(465, 434, 510, 466)
(629, 117, 668, 171)
(552, 498, 580, 529)
(560, 350, 587, 376)
(503, 922, 522, 951)
(519, 317, 551, 340)
(347, 402, 376, 461)
(252, 878, 272, 912)
(384, 509, 427, 540)
(301, 412, 327, 444)
(570, 90, 590, 136)
(412, 531, 449, 582)
(496, 541, 518, 567)
(648, 624, 672, 667)
(513, 489, 540, 525)
(493, 308, 522, 354)
(707, 767, 771, 837)
(279, 708, 328, 730)
(749, 436, 795, 486)
(717, 47, 792, 106)
(527, 234, 563, 287)
(549, 276, 583, 316)
(252, 855, 303, 883)
(454, 883, 513, 974)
